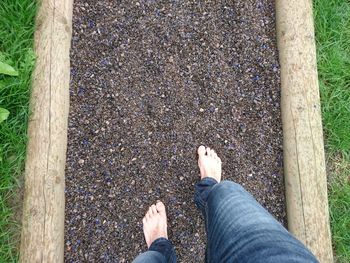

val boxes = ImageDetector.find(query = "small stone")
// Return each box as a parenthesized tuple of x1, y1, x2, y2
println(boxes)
(78, 159, 85, 165)
(239, 123, 247, 132)
(209, 105, 216, 113)
(227, 143, 235, 151)
(179, 176, 184, 181)
(199, 108, 204, 112)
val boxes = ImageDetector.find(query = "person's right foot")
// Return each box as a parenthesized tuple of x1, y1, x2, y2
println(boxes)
(197, 145, 222, 182)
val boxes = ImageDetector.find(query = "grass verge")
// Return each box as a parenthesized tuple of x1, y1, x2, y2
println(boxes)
(314, 0, 350, 261)
(328, 156, 350, 262)
(0, 0, 38, 261)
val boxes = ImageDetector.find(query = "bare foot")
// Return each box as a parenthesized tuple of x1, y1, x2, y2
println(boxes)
(142, 201, 168, 248)
(197, 145, 222, 182)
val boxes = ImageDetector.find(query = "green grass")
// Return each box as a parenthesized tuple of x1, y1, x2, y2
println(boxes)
(314, 0, 350, 261)
(0, 0, 38, 261)
(314, 0, 350, 152)
(328, 157, 350, 263)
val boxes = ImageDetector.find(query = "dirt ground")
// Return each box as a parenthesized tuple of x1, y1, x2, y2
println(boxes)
(65, 1, 285, 262)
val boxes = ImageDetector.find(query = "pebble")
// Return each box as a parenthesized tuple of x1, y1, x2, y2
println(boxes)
(239, 123, 247, 133)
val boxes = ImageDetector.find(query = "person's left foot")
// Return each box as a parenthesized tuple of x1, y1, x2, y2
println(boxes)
(142, 201, 168, 248)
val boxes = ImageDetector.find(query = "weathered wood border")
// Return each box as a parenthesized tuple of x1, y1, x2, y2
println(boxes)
(276, 0, 333, 262)
(20, 0, 73, 262)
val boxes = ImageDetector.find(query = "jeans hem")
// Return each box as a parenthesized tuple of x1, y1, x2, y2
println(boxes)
(194, 177, 218, 210)
(149, 237, 176, 262)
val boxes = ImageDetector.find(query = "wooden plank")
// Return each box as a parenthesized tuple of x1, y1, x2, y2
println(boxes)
(19, 0, 73, 262)
(275, 0, 333, 262)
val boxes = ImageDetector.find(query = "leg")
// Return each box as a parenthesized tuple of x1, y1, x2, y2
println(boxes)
(132, 202, 177, 263)
(195, 146, 319, 263)
(133, 251, 166, 263)
(133, 238, 176, 263)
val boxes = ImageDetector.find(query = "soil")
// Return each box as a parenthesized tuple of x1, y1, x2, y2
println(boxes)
(65, 1, 285, 262)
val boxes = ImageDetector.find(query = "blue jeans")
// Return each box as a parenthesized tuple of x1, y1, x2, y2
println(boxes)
(133, 178, 319, 263)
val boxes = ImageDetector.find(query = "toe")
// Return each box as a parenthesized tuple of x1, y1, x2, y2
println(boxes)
(210, 149, 215, 157)
(145, 211, 151, 220)
(156, 201, 166, 214)
(197, 145, 206, 156)
(151, 204, 157, 215)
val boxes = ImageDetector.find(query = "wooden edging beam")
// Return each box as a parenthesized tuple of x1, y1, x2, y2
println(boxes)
(20, 0, 73, 262)
(276, 0, 333, 262)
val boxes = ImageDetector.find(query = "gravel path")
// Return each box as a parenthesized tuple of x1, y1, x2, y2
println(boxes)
(65, 1, 285, 262)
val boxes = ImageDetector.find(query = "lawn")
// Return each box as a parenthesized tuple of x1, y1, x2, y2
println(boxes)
(314, 0, 350, 261)
(328, 156, 350, 262)
(0, 0, 38, 261)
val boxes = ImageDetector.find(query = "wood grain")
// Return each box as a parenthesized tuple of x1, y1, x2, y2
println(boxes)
(276, 0, 333, 262)
(19, 0, 73, 262)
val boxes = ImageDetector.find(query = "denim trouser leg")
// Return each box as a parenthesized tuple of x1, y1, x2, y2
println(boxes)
(132, 237, 177, 263)
(195, 178, 319, 263)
